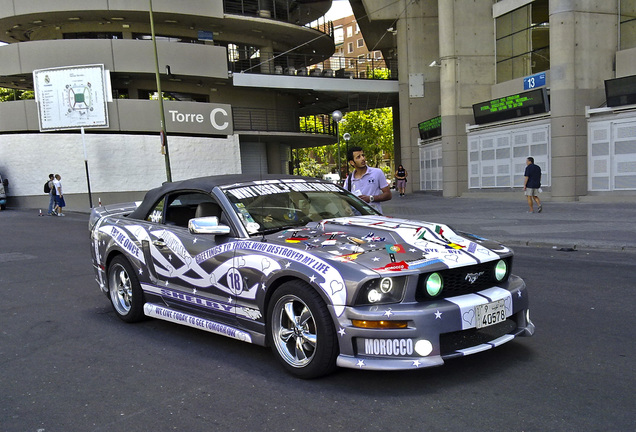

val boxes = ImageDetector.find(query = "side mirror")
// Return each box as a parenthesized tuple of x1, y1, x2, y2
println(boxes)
(188, 216, 231, 235)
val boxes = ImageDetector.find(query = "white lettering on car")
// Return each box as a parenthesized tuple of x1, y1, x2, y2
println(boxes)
(364, 339, 414, 356)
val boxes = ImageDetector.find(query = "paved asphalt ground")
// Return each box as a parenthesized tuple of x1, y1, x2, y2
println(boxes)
(1, 195, 635, 431)
(383, 192, 636, 252)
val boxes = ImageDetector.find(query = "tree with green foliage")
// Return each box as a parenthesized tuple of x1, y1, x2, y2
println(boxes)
(339, 107, 393, 168)
(0, 87, 34, 102)
(294, 107, 394, 179)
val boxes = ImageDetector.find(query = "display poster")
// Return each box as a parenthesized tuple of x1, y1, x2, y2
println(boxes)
(33, 64, 109, 131)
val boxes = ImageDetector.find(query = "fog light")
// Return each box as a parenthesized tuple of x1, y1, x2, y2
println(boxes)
(495, 259, 507, 281)
(426, 273, 443, 297)
(415, 339, 433, 356)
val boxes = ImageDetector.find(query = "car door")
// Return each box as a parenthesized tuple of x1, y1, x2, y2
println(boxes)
(145, 191, 238, 326)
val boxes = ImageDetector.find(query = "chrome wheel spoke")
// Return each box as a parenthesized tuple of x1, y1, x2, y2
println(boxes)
(279, 327, 294, 343)
(283, 301, 297, 324)
(301, 330, 317, 348)
(298, 305, 312, 327)
(295, 337, 308, 361)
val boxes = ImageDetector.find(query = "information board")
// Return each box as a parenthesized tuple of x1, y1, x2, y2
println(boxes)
(472, 88, 549, 125)
(605, 75, 636, 107)
(33, 64, 109, 131)
(418, 116, 442, 140)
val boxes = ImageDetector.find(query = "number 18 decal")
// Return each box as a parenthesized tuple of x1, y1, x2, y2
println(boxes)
(227, 267, 244, 295)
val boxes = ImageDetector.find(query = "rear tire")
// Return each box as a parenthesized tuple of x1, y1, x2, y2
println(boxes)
(107, 255, 145, 323)
(267, 280, 338, 379)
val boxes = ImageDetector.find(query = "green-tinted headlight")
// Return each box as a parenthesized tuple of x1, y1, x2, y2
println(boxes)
(426, 272, 443, 297)
(495, 260, 508, 281)
(494, 259, 508, 281)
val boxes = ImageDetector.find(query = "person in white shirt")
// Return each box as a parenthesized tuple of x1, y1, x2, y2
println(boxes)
(53, 174, 66, 217)
(344, 146, 391, 213)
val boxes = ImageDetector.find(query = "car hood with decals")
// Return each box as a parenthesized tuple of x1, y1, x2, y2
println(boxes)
(89, 174, 534, 378)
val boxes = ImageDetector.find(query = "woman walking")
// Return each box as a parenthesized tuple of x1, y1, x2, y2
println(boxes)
(395, 164, 408, 197)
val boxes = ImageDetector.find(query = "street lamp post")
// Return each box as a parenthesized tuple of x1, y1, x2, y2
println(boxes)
(343, 132, 351, 178)
(149, 0, 172, 182)
(332, 110, 343, 181)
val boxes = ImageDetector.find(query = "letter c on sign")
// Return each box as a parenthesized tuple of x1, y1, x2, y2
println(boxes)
(210, 108, 229, 131)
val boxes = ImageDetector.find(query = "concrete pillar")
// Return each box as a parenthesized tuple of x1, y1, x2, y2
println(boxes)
(266, 141, 281, 174)
(549, 1, 617, 201)
(260, 43, 275, 74)
(395, 0, 439, 193)
(438, 0, 494, 197)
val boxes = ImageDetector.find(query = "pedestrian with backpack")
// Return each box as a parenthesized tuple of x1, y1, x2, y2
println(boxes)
(44, 174, 56, 215)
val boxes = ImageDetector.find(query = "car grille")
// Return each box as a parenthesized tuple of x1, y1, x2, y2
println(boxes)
(440, 318, 517, 355)
(415, 257, 512, 301)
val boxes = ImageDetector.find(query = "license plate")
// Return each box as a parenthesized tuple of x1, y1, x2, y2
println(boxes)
(475, 299, 507, 329)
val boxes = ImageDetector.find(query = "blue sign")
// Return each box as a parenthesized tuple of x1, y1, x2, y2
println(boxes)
(198, 30, 214, 41)
(524, 72, 546, 90)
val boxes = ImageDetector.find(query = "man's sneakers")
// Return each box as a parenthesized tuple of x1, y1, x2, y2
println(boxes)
(537, 204, 543, 213)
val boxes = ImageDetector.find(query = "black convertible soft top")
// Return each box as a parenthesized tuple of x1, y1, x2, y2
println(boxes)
(127, 173, 322, 220)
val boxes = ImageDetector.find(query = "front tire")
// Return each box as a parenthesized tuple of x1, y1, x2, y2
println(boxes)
(107, 255, 145, 323)
(267, 280, 338, 378)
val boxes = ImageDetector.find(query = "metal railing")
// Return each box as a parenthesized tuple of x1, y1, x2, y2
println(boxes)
(233, 107, 336, 135)
(223, 0, 333, 36)
(228, 48, 398, 80)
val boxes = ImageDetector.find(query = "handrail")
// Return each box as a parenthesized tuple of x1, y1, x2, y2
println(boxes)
(223, 0, 333, 37)
(233, 107, 336, 135)
(228, 48, 398, 80)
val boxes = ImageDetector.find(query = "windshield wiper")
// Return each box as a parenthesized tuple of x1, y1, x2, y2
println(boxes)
(255, 225, 297, 239)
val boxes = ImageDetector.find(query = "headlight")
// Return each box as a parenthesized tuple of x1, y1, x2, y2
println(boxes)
(355, 276, 407, 305)
(494, 259, 508, 281)
(425, 272, 443, 297)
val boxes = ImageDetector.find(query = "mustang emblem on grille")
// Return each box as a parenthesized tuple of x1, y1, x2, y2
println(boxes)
(465, 271, 484, 284)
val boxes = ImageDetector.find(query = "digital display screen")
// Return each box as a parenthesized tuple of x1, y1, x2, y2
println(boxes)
(472, 88, 549, 125)
(418, 116, 441, 140)
(605, 75, 636, 107)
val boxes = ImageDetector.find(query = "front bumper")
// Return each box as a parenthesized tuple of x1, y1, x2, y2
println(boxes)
(334, 275, 534, 371)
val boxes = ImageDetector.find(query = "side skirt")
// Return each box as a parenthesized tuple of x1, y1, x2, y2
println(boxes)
(144, 303, 253, 343)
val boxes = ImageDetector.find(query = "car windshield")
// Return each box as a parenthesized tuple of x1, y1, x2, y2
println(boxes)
(221, 179, 379, 235)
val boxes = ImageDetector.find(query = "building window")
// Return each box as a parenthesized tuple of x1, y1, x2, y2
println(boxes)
(347, 26, 353, 38)
(334, 27, 344, 44)
(358, 54, 365, 63)
(495, 0, 549, 83)
(621, 3, 636, 50)
(348, 42, 354, 53)
(357, 38, 364, 48)
(355, 23, 360, 34)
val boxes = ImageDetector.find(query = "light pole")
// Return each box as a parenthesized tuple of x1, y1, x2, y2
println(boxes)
(149, 0, 172, 182)
(332, 110, 342, 181)
(343, 132, 351, 178)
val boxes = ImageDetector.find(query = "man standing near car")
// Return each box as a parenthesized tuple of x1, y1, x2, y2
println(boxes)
(523, 157, 542, 213)
(345, 146, 391, 213)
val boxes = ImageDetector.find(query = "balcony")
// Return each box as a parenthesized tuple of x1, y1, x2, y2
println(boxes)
(223, 0, 330, 26)
(228, 48, 398, 80)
